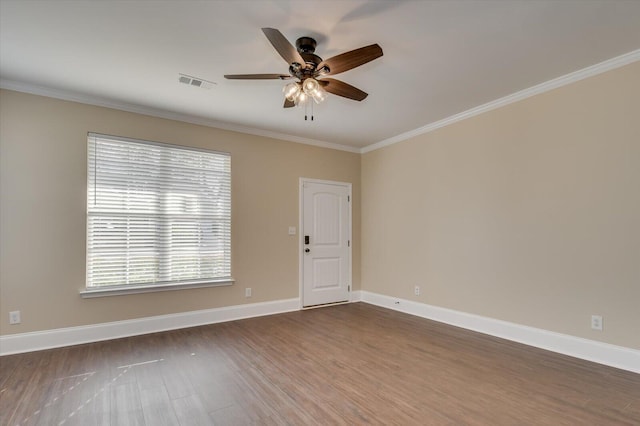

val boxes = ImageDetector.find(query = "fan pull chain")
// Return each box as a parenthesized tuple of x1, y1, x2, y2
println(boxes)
(302, 100, 316, 122)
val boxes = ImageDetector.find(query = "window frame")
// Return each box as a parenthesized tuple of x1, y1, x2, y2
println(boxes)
(81, 133, 233, 298)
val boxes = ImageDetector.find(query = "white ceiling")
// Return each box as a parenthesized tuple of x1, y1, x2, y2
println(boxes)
(1, 0, 640, 151)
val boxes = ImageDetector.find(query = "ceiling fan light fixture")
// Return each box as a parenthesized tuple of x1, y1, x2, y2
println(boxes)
(310, 87, 326, 104)
(283, 78, 325, 106)
(295, 92, 308, 105)
(302, 78, 320, 95)
(301, 78, 326, 104)
(283, 82, 301, 101)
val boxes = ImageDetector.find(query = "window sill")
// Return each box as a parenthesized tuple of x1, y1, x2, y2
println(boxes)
(80, 278, 234, 298)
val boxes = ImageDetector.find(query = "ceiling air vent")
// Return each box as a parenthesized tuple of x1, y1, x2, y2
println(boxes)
(178, 73, 216, 89)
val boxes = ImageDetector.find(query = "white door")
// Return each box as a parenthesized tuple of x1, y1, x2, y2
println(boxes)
(301, 179, 351, 307)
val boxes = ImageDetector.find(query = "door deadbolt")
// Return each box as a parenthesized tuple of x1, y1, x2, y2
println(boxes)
(305, 248, 310, 253)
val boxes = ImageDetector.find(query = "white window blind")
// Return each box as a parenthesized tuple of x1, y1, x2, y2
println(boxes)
(86, 133, 231, 289)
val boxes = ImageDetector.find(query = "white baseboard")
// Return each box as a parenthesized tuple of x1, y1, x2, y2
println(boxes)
(360, 291, 640, 374)
(0, 298, 299, 356)
(3, 292, 638, 375)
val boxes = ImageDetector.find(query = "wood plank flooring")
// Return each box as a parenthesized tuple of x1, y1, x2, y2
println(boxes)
(1, 303, 639, 425)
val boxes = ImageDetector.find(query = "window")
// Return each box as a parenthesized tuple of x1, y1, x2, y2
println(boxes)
(84, 133, 231, 296)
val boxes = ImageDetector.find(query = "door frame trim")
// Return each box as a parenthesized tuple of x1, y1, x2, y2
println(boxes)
(299, 178, 353, 309)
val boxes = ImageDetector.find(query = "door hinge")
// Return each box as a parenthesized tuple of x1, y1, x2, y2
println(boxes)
(348, 195, 350, 202)
(348, 240, 350, 247)
(348, 285, 351, 292)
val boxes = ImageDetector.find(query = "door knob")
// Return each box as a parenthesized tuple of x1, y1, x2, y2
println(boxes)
(305, 248, 310, 253)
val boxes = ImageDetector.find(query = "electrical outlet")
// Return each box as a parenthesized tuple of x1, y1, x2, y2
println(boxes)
(591, 315, 603, 331)
(9, 310, 21, 325)
(245, 288, 252, 298)
(414, 285, 420, 296)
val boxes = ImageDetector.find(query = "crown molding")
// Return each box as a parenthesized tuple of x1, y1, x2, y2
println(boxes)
(0, 79, 360, 154)
(361, 49, 640, 154)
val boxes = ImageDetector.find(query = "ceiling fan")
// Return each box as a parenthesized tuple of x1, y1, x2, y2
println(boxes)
(224, 28, 383, 109)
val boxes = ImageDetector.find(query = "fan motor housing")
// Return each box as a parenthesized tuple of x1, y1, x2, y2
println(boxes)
(301, 53, 322, 67)
(296, 37, 317, 54)
(291, 37, 323, 77)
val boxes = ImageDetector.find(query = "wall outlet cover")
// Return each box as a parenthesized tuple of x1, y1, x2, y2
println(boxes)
(9, 310, 21, 325)
(591, 315, 603, 331)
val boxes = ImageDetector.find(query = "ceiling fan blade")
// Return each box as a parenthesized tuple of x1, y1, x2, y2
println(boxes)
(284, 98, 295, 108)
(224, 74, 291, 80)
(262, 28, 306, 67)
(317, 44, 383, 76)
(319, 78, 368, 101)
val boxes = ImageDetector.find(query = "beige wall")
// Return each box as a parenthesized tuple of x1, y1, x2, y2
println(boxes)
(0, 90, 361, 334)
(362, 62, 640, 349)
(2, 61, 638, 351)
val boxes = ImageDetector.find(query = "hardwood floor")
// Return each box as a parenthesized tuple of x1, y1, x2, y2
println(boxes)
(1, 303, 639, 425)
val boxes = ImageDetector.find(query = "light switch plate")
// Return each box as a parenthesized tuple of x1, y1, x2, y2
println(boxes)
(288, 226, 296, 235)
